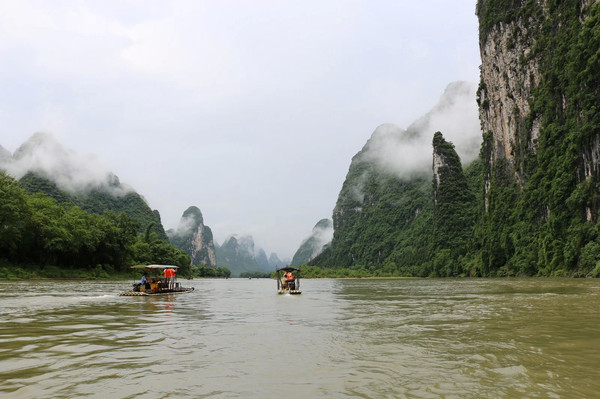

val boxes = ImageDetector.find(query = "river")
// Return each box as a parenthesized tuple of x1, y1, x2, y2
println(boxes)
(0, 278, 598, 398)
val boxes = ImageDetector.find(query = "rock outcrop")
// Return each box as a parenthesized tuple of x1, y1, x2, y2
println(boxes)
(475, 0, 600, 275)
(168, 206, 217, 266)
(477, 10, 542, 186)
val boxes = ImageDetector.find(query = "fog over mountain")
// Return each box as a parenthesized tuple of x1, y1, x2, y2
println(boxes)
(291, 218, 333, 266)
(0, 132, 132, 196)
(359, 81, 481, 180)
(0, 1, 481, 259)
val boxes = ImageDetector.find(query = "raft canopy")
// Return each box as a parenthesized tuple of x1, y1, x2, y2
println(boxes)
(130, 264, 179, 270)
(276, 267, 300, 272)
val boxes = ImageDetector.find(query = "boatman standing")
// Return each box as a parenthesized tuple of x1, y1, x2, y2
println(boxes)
(169, 268, 176, 289)
(164, 267, 170, 288)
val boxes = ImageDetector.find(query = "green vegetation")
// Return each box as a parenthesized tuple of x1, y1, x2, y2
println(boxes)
(312, 137, 436, 276)
(297, 265, 414, 279)
(4, 2, 600, 280)
(432, 132, 478, 276)
(0, 172, 191, 279)
(312, 132, 480, 277)
(192, 264, 231, 278)
(240, 271, 271, 278)
(168, 206, 217, 267)
(19, 172, 169, 242)
(473, 0, 600, 277)
(291, 218, 332, 266)
(309, 1, 600, 278)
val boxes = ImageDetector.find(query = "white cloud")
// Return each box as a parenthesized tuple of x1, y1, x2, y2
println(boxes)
(2, 132, 131, 195)
(0, 1, 481, 258)
(360, 81, 481, 180)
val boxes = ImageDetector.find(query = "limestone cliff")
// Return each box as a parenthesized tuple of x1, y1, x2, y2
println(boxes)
(167, 206, 217, 266)
(477, 0, 598, 187)
(477, 2, 543, 189)
(476, 0, 600, 275)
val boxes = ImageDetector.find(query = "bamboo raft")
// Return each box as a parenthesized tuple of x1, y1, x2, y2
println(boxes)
(276, 266, 302, 295)
(119, 287, 194, 296)
(119, 264, 195, 297)
(278, 289, 302, 295)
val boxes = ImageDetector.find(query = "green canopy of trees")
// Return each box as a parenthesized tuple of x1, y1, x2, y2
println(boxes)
(0, 172, 191, 278)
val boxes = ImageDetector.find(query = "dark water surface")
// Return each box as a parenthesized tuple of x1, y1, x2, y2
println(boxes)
(0, 278, 598, 398)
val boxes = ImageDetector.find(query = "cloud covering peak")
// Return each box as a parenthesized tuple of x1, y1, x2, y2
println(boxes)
(359, 81, 481, 179)
(1, 132, 132, 195)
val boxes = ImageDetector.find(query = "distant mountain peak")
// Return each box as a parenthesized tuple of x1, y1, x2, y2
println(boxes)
(167, 206, 216, 267)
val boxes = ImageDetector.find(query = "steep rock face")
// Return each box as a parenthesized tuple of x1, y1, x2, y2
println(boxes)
(291, 218, 333, 266)
(167, 206, 217, 266)
(476, 0, 600, 275)
(477, 8, 543, 187)
(477, 0, 598, 186)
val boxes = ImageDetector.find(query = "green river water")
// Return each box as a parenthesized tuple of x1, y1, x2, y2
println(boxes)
(0, 278, 598, 398)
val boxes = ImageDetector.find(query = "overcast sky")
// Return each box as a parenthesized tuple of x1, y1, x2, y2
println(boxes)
(0, 0, 481, 259)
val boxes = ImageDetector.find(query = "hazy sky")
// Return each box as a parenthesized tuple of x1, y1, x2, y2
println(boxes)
(0, 0, 481, 259)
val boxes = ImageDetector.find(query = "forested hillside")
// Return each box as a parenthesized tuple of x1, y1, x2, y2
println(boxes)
(312, 1, 600, 278)
(0, 173, 190, 278)
(1, 133, 168, 241)
(19, 172, 169, 242)
(312, 82, 482, 276)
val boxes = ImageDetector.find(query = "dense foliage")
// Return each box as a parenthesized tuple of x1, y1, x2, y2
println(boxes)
(19, 172, 169, 242)
(474, 0, 600, 277)
(240, 271, 271, 278)
(0, 173, 191, 279)
(192, 264, 231, 278)
(312, 132, 479, 277)
(309, 1, 600, 278)
(432, 132, 478, 276)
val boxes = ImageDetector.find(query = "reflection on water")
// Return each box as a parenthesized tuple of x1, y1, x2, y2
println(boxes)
(0, 278, 598, 398)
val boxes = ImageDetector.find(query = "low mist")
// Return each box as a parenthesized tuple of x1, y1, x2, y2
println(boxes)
(298, 219, 333, 260)
(359, 81, 481, 179)
(167, 214, 197, 238)
(0, 132, 132, 196)
(310, 221, 334, 258)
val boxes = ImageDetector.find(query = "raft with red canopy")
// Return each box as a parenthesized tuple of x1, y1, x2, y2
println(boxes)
(119, 264, 195, 296)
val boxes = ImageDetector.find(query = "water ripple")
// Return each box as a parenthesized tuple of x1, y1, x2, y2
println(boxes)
(1, 278, 599, 398)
